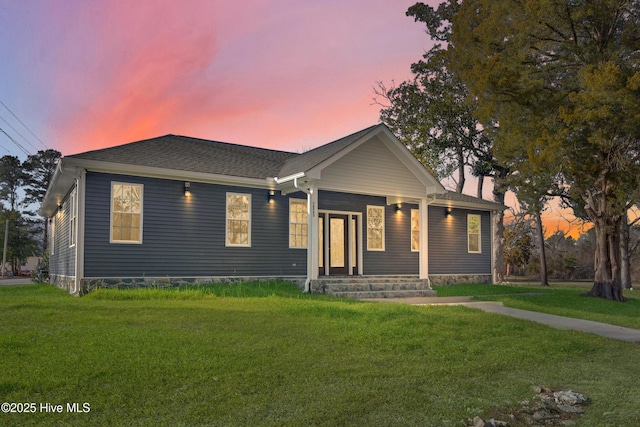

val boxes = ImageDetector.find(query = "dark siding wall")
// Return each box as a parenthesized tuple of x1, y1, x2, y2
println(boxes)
(49, 188, 76, 277)
(318, 191, 419, 275)
(428, 206, 491, 274)
(84, 172, 307, 277)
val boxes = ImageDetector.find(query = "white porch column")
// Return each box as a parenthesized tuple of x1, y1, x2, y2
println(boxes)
(419, 197, 429, 280)
(305, 187, 319, 291)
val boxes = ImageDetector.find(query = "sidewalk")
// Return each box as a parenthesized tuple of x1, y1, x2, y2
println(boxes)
(365, 296, 640, 343)
(0, 278, 33, 286)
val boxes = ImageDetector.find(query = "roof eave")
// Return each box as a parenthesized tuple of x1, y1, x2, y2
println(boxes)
(63, 157, 273, 187)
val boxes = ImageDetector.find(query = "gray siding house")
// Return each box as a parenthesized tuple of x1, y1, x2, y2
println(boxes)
(41, 124, 503, 296)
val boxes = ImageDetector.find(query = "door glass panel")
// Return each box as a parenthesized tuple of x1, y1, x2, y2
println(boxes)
(318, 217, 324, 268)
(330, 217, 345, 267)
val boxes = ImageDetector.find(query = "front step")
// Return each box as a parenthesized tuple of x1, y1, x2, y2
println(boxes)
(311, 276, 437, 299)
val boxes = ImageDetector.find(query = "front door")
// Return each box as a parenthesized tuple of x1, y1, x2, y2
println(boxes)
(328, 214, 349, 275)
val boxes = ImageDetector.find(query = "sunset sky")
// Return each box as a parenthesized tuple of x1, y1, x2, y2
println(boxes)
(0, 0, 437, 156)
(0, 0, 593, 236)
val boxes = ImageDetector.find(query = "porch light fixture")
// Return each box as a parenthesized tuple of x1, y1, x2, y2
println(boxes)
(268, 190, 275, 204)
(184, 182, 191, 197)
(395, 203, 402, 213)
(445, 207, 452, 217)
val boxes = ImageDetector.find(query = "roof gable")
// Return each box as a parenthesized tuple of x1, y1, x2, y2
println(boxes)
(275, 124, 445, 195)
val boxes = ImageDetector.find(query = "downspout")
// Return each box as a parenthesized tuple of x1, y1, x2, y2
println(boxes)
(74, 169, 86, 295)
(294, 177, 314, 293)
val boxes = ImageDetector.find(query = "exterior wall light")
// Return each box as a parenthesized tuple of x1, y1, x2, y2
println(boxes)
(446, 207, 452, 217)
(396, 203, 402, 213)
(268, 190, 275, 204)
(184, 182, 191, 197)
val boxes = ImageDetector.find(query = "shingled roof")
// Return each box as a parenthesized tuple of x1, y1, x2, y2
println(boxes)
(68, 134, 299, 179)
(435, 191, 506, 210)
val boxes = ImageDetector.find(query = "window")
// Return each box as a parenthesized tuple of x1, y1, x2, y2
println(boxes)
(50, 215, 56, 255)
(468, 214, 481, 253)
(367, 205, 385, 251)
(111, 182, 143, 243)
(226, 193, 251, 247)
(69, 189, 77, 247)
(411, 209, 420, 252)
(289, 199, 307, 248)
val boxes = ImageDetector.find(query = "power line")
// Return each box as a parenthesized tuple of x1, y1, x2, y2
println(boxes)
(0, 100, 48, 151)
(0, 127, 31, 156)
(0, 114, 39, 154)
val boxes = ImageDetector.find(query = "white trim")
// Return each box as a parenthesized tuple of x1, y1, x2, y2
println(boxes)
(307, 189, 319, 286)
(288, 198, 308, 249)
(74, 170, 86, 295)
(366, 205, 385, 251)
(418, 198, 430, 280)
(318, 209, 363, 276)
(68, 188, 77, 248)
(225, 192, 252, 247)
(50, 215, 55, 255)
(467, 214, 482, 254)
(110, 182, 144, 244)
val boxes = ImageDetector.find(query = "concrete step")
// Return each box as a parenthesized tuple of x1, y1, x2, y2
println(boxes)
(330, 289, 437, 299)
(311, 276, 436, 299)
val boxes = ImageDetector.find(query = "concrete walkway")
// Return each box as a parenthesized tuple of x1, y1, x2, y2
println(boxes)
(0, 278, 33, 286)
(365, 296, 640, 343)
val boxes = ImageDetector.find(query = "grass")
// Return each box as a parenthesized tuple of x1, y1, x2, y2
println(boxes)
(0, 282, 639, 426)
(434, 283, 640, 329)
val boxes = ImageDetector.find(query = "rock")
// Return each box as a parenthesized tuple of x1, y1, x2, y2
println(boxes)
(466, 388, 588, 426)
(557, 404, 585, 414)
(553, 390, 588, 406)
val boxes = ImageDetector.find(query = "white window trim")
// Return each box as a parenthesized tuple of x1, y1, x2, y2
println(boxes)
(289, 198, 308, 249)
(69, 188, 77, 248)
(411, 208, 420, 252)
(366, 205, 385, 251)
(110, 182, 144, 244)
(50, 215, 56, 255)
(225, 192, 251, 247)
(468, 214, 482, 254)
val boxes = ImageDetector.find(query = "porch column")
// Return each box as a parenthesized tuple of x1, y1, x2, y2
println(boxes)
(306, 187, 319, 290)
(419, 197, 429, 280)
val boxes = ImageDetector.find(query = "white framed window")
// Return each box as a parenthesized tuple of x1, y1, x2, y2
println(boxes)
(411, 209, 420, 252)
(69, 188, 77, 247)
(226, 193, 251, 247)
(468, 214, 481, 253)
(366, 205, 385, 251)
(110, 182, 143, 244)
(50, 215, 56, 255)
(289, 199, 308, 248)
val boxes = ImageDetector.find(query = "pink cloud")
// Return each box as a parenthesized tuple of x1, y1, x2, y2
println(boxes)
(44, 0, 431, 155)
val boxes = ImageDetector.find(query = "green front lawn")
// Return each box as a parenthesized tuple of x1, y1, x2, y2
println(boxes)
(434, 283, 640, 329)
(1, 282, 639, 426)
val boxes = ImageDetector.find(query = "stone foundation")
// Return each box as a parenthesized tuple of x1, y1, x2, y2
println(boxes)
(428, 274, 492, 286)
(79, 276, 306, 295)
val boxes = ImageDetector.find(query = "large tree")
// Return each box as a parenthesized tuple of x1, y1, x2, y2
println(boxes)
(376, 1, 510, 283)
(375, 2, 494, 195)
(449, 0, 640, 300)
(22, 149, 61, 251)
